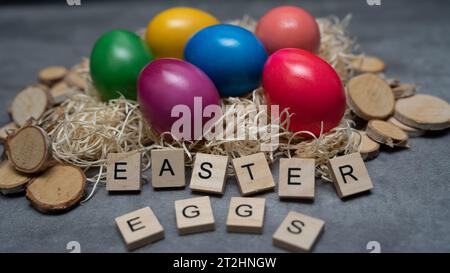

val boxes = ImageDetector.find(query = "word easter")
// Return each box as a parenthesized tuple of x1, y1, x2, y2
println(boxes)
(109, 150, 374, 252)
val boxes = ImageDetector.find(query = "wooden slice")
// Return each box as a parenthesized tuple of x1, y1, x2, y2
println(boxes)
(50, 81, 80, 104)
(366, 120, 409, 148)
(0, 122, 18, 143)
(394, 94, 450, 130)
(388, 117, 424, 137)
(392, 83, 417, 99)
(347, 73, 395, 121)
(350, 55, 386, 73)
(65, 72, 86, 90)
(0, 160, 33, 195)
(354, 131, 380, 161)
(38, 66, 68, 86)
(10, 85, 52, 126)
(26, 164, 86, 213)
(5, 125, 53, 174)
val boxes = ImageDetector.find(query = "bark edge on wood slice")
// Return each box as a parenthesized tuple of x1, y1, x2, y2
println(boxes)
(353, 131, 380, 160)
(65, 72, 86, 91)
(366, 120, 409, 148)
(0, 122, 18, 143)
(394, 94, 450, 131)
(38, 66, 68, 86)
(388, 117, 424, 137)
(347, 73, 395, 121)
(392, 83, 417, 99)
(10, 85, 52, 126)
(0, 160, 33, 195)
(5, 125, 53, 174)
(26, 164, 86, 213)
(49, 81, 81, 105)
(350, 55, 386, 73)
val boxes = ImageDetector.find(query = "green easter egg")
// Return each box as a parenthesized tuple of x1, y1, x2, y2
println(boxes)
(90, 30, 154, 100)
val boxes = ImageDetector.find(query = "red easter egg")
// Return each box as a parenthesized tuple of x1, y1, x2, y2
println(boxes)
(262, 48, 346, 136)
(255, 6, 321, 54)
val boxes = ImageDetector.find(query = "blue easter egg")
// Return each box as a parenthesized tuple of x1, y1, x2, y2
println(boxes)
(184, 24, 268, 97)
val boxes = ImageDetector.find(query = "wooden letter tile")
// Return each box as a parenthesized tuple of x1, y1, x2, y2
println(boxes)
(278, 158, 315, 200)
(175, 196, 215, 235)
(232, 153, 275, 196)
(189, 153, 228, 195)
(226, 197, 265, 234)
(273, 211, 324, 252)
(151, 149, 185, 188)
(106, 152, 142, 192)
(327, 152, 373, 198)
(115, 207, 164, 250)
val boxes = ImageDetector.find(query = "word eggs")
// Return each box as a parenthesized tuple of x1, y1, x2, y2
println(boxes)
(90, 30, 154, 100)
(146, 7, 220, 59)
(184, 24, 268, 97)
(138, 59, 220, 140)
(263, 48, 345, 136)
(256, 6, 321, 54)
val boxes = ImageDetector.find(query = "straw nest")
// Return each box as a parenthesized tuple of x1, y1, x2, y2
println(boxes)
(38, 15, 364, 186)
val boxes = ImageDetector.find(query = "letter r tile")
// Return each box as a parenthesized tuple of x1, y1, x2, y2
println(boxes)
(327, 152, 373, 198)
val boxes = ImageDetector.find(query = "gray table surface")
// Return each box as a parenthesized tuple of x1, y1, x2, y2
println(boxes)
(0, 0, 449, 253)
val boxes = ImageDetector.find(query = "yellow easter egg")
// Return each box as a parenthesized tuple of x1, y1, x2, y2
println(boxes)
(145, 7, 220, 59)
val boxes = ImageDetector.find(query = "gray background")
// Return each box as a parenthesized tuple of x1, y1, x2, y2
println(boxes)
(0, 0, 449, 253)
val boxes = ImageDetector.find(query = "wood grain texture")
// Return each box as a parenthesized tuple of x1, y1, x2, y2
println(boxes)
(366, 119, 409, 147)
(10, 85, 52, 126)
(0, 160, 33, 195)
(350, 55, 386, 73)
(26, 164, 86, 213)
(5, 125, 53, 173)
(347, 73, 395, 120)
(394, 94, 450, 130)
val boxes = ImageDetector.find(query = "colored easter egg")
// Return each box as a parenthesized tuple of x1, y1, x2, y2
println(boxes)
(255, 6, 321, 54)
(138, 58, 220, 139)
(184, 24, 268, 97)
(262, 48, 346, 136)
(90, 30, 154, 101)
(145, 7, 220, 59)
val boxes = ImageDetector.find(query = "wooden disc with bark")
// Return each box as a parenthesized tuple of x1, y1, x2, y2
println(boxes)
(38, 66, 68, 86)
(5, 125, 53, 174)
(0, 122, 18, 143)
(355, 131, 380, 160)
(392, 83, 417, 99)
(366, 120, 409, 148)
(26, 164, 86, 213)
(0, 160, 33, 195)
(347, 73, 395, 121)
(350, 55, 386, 73)
(394, 94, 450, 130)
(10, 85, 52, 126)
(50, 81, 80, 104)
(388, 117, 424, 137)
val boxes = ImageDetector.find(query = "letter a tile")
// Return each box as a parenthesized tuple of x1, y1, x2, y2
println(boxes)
(151, 149, 185, 188)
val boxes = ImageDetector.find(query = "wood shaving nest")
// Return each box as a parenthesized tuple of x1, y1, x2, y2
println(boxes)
(37, 15, 363, 184)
